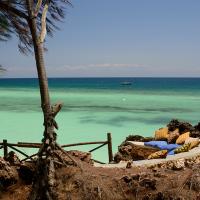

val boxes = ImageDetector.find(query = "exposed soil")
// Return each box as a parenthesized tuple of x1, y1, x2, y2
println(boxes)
(1, 157, 200, 200)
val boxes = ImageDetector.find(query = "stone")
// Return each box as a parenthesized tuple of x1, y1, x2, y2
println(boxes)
(115, 142, 160, 162)
(125, 135, 153, 142)
(18, 162, 36, 184)
(139, 178, 156, 190)
(120, 145, 132, 155)
(179, 122, 193, 133)
(190, 129, 200, 138)
(114, 152, 125, 163)
(128, 143, 160, 161)
(172, 159, 185, 170)
(122, 175, 132, 183)
(0, 157, 18, 188)
(68, 150, 93, 165)
(131, 174, 140, 181)
(194, 122, 200, 131)
(167, 119, 181, 131)
(126, 161, 132, 168)
(5, 151, 21, 166)
(167, 119, 193, 134)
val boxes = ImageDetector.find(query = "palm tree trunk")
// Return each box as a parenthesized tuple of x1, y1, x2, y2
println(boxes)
(27, 0, 56, 153)
(26, 0, 57, 199)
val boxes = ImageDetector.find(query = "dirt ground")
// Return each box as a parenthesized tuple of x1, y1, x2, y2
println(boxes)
(1, 159, 200, 200)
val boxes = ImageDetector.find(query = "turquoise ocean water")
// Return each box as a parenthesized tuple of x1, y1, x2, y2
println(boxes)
(0, 78, 200, 162)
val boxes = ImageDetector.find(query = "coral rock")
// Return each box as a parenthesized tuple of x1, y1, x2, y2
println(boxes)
(172, 159, 185, 170)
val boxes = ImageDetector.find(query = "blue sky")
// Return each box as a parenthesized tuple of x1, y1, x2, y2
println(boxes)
(1, 0, 200, 77)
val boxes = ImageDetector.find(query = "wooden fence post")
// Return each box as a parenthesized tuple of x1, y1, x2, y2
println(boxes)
(107, 133, 113, 163)
(3, 139, 8, 158)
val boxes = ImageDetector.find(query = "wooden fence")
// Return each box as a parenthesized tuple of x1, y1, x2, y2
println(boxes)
(0, 133, 113, 164)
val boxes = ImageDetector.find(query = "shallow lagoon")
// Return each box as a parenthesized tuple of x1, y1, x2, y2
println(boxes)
(1, 78, 200, 162)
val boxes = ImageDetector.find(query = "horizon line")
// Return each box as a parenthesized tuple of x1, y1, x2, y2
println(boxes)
(1, 76, 200, 79)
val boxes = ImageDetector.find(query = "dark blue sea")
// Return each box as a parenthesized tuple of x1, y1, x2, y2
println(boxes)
(1, 78, 200, 93)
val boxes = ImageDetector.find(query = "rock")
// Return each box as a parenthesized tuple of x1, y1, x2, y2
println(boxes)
(126, 161, 132, 168)
(5, 151, 21, 166)
(139, 178, 156, 190)
(192, 122, 200, 137)
(125, 135, 153, 142)
(120, 145, 132, 155)
(150, 192, 186, 200)
(166, 121, 200, 138)
(127, 143, 160, 161)
(122, 175, 132, 183)
(154, 172, 167, 178)
(172, 159, 185, 170)
(194, 122, 200, 131)
(0, 157, 18, 188)
(115, 142, 160, 162)
(179, 122, 194, 133)
(68, 150, 93, 164)
(139, 172, 149, 179)
(167, 119, 193, 134)
(190, 130, 200, 138)
(131, 174, 140, 181)
(114, 152, 125, 163)
(18, 162, 36, 184)
(167, 119, 181, 131)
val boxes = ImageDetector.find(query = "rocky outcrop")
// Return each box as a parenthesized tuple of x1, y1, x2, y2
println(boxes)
(114, 142, 159, 163)
(0, 157, 18, 188)
(114, 119, 200, 163)
(191, 122, 200, 137)
(124, 135, 153, 142)
(167, 119, 194, 134)
(167, 119, 200, 138)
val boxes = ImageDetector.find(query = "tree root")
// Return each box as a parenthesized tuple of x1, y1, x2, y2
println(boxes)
(28, 142, 82, 200)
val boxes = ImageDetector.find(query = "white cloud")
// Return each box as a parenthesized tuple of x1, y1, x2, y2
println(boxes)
(88, 63, 144, 68)
(2, 63, 147, 77)
(61, 63, 145, 69)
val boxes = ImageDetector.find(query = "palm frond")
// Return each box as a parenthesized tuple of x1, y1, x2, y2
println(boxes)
(0, 0, 71, 54)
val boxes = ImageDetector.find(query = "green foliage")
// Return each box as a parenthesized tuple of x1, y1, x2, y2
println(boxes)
(0, 0, 71, 54)
(0, 13, 12, 41)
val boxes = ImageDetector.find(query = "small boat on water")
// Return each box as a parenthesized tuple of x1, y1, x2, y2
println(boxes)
(120, 81, 132, 86)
